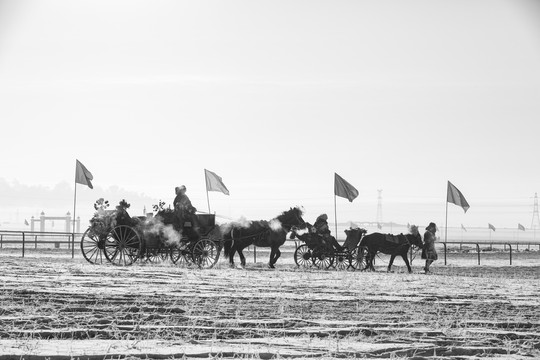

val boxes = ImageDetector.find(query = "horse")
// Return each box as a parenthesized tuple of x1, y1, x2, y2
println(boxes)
(360, 228, 423, 273)
(223, 207, 305, 268)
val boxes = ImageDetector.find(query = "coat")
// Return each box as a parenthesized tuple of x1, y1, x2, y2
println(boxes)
(421, 230, 438, 260)
(173, 194, 196, 219)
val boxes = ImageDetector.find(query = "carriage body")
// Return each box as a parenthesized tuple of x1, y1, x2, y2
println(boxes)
(81, 207, 223, 268)
(293, 228, 368, 270)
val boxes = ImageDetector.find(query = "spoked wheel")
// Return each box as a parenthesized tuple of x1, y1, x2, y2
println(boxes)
(349, 246, 368, 270)
(332, 250, 350, 271)
(80, 228, 107, 264)
(144, 247, 169, 263)
(192, 238, 220, 269)
(312, 246, 334, 270)
(104, 225, 141, 266)
(171, 244, 194, 267)
(294, 244, 313, 268)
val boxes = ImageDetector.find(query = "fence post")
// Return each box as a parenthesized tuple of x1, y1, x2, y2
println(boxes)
(0, 234, 2, 248)
(443, 243, 447, 265)
(35, 235, 38, 249)
(508, 244, 512, 265)
(253, 246, 256, 263)
(476, 243, 480, 265)
(516, 243, 519, 251)
(22, 232, 25, 258)
(72, 233, 75, 259)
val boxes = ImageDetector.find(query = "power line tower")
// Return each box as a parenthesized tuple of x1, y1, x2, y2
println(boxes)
(531, 192, 540, 230)
(376, 189, 383, 229)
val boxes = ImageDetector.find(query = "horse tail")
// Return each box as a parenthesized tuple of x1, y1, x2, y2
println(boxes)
(224, 229, 233, 257)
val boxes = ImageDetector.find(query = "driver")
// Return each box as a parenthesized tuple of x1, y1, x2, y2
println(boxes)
(313, 214, 343, 252)
(173, 185, 199, 240)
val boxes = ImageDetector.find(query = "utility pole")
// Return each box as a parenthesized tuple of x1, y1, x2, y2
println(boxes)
(376, 189, 383, 230)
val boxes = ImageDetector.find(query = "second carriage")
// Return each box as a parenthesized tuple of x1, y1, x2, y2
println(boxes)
(80, 201, 222, 268)
(292, 227, 369, 270)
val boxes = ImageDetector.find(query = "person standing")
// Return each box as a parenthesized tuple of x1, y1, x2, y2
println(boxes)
(422, 222, 438, 274)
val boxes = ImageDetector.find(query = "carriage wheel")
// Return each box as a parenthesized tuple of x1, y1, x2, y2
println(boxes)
(332, 251, 350, 271)
(103, 225, 141, 266)
(312, 246, 334, 270)
(349, 246, 368, 270)
(171, 245, 193, 267)
(294, 244, 313, 268)
(192, 238, 220, 269)
(144, 247, 169, 263)
(80, 228, 106, 264)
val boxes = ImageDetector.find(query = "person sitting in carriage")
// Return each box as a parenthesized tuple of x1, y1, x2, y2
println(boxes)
(313, 214, 343, 252)
(173, 185, 199, 241)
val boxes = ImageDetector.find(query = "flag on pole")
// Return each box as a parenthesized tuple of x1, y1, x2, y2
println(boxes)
(377, 223, 382, 230)
(461, 224, 467, 232)
(518, 223, 526, 231)
(24, 219, 29, 226)
(204, 169, 230, 195)
(75, 160, 94, 189)
(334, 173, 359, 202)
(447, 181, 470, 213)
(488, 223, 496, 231)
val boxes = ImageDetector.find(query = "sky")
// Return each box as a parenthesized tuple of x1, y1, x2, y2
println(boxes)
(0, 0, 540, 231)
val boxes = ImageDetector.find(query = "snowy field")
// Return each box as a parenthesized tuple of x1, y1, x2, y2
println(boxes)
(0, 251, 539, 359)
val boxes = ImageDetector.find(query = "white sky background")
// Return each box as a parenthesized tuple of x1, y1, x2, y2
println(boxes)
(0, 0, 540, 229)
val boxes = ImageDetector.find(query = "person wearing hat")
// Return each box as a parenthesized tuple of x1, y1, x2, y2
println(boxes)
(173, 185, 198, 234)
(421, 222, 438, 273)
(313, 214, 343, 252)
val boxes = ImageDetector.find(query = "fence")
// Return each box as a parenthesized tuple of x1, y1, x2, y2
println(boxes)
(439, 241, 540, 266)
(0, 230, 83, 258)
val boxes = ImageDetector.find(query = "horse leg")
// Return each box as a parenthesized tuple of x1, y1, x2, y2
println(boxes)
(402, 253, 413, 273)
(387, 255, 396, 272)
(239, 249, 246, 267)
(370, 252, 377, 271)
(268, 248, 275, 269)
(228, 248, 235, 268)
(271, 247, 281, 267)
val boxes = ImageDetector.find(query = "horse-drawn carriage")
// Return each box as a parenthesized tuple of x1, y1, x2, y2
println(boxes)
(291, 226, 369, 270)
(80, 200, 222, 268)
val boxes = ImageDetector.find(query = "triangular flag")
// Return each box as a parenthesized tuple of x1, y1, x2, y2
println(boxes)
(447, 181, 470, 213)
(205, 169, 230, 195)
(334, 173, 359, 202)
(518, 223, 526, 231)
(75, 160, 93, 189)
(461, 224, 467, 232)
(377, 223, 382, 230)
(24, 219, 29, 226)
(488, 223, 496, 231)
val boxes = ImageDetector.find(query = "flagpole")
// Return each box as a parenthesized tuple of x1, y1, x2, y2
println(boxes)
(72, 182, 77, 234)
(444, 200, 449, 243)
(204, 170, 211, 213)
(334, 194, 338, 239)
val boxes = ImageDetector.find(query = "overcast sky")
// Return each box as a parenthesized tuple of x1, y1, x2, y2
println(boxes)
(1, 0, 539, 230)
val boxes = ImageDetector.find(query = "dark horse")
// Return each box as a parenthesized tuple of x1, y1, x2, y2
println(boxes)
(223, 207, 305, 268)
(360, 228, 423, 273)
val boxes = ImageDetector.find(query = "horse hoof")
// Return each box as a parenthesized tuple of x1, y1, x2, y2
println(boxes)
(387, 270, 394, 273)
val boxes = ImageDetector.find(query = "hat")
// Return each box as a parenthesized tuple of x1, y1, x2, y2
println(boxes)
(426, 222, 437, 231)
(175, 185, 186, 192)
(316, 214, 328, 221)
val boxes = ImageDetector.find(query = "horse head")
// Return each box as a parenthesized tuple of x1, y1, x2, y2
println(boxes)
(406, 229, 424, 249)
(278, 206, 305, 229)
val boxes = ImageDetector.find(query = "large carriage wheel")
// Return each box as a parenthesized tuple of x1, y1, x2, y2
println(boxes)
(332, 250, 350, 271)
(312, 245, 334, 270)
(192, 238, 220, 269)
(104, 225, 141, 266)
(294, 244, 313, 268)
(349, 246, 368, 270)
(80, 227, 106, 264)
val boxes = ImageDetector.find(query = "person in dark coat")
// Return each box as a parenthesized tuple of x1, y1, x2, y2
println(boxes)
(173, 185, 199, 238)
(421, 222, 438, 274)
(313, 214, 343, 252)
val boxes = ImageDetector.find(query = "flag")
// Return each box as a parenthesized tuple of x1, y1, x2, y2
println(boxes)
(447, 181, 470, 213)
(24, 219, 29, 226)
(377, 223, 382, 230)
(75, 160, 93, 189)
(488, 223, 496, 231)
(518, 223, 526, 231)
(461, 224, 467, 232)
(334, 173, 359, 202)
(204, 169, 230, 195)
